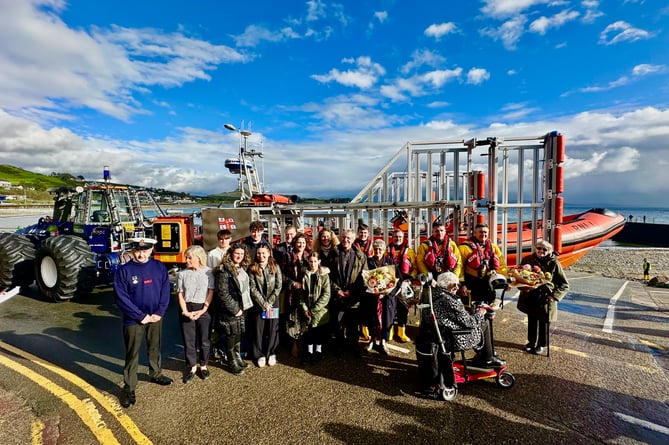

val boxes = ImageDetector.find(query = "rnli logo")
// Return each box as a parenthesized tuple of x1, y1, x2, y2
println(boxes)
(131, 276, 139, 285)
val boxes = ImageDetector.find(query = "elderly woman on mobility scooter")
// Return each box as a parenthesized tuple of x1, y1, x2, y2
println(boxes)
(415, 272, 504, 399)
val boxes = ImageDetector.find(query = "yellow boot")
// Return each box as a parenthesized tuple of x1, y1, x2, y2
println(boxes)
(388, 325, 394, 342)
(396, 325, 411, 343)
(361, 326, 371, 341)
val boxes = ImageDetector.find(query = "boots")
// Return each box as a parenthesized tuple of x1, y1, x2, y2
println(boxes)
(388, 325, 394, 341)
(233, 342, 248, 369)
(360, 326, 371, 341)
(226, 336, 245, 375)
(396, 325, 411, 343)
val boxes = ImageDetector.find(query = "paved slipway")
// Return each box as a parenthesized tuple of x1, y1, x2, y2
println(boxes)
(1, 268, 668, 445)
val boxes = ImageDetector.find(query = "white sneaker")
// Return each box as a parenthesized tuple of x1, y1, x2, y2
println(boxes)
(257, 357, 266, 368)
(268, 355, 277, 366)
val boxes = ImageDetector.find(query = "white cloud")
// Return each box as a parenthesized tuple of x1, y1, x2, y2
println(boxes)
(599, 21, 651, 45)
(529, 9, 580, 34)
(424, 22, 458, 39)
(466, 68, 490, 85)
(311, 56, 386, 89)
(481, 15, 527, 50)
(374, 11, 388, 23)
(480, 0, 550, 19)
(421, 68, 463, 88)
(569, 63, 665, 94)
(0, 1, 249, 122)
(400, 49, 446, 75)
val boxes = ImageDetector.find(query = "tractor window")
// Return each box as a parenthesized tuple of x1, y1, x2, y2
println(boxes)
(89, 191, 110, 223)
(112, 190, 134, 223)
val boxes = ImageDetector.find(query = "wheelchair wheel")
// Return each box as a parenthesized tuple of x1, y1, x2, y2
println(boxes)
(497, 371, 515, 389)
(439, 386, 458, 401)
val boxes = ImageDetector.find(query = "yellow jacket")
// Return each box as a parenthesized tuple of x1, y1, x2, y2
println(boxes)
(416, 238, 463, 280)
(459, 240, 508, 279)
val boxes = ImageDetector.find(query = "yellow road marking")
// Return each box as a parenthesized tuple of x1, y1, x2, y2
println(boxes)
(0, 353, 120, 444)
(549, 345, 657, 373)
(0, 341, 152, 445)
(31, 419, 44, 445)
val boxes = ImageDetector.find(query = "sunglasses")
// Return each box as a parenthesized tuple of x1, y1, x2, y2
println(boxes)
(535, 247, 548, 251)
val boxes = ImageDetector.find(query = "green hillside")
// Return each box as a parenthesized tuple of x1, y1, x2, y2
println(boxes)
(0, 165, 79, 190)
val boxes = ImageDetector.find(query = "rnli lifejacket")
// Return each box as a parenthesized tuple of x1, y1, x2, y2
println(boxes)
(389, 243, 412, 276)
(423, 238, 458, 272)
(354, 238, 373, 257)
(463, 239, 500, 277)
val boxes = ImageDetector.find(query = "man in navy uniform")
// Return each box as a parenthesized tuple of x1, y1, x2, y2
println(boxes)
(114, 237, 173, 408)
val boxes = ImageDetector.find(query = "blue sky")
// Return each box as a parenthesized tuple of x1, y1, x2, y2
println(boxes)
(1, 0, 668, 207)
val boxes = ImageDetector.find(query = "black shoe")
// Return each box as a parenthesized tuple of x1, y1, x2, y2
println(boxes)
(151, 375, 173, 386)
(183, 371, 195, 384)
(311, 352, 322, 365)
(472, 356, 507, 368)
(487, 357, 507, 367)
(199, 368, 211, 380)
(534, 346, 545, 355)
(119, 390, 135, 408)
(524, 343, 535, 353)
(301, 352, 313, 365)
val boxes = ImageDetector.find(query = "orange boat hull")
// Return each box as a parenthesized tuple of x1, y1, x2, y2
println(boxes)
(496, 208, 625, 268)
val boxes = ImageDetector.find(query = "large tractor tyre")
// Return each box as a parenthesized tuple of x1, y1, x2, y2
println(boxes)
(0, 234, 36, 289)
(35, 236, 96, 302)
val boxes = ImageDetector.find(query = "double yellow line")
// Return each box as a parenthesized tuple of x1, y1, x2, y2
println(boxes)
(0, 341, 152, 445)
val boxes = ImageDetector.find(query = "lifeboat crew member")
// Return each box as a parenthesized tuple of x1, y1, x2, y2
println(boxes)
(387, 228, 416, 342)
(416, 221, 463, 287)
(458, 223, 508, 305)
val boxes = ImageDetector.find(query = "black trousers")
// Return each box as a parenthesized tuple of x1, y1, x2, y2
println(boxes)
(249, 310, 280, 360)
(303, 325, 327, 347)
(527, 316, 547, 347)
(123, 321, 163, 391)
(180, 302, 212, 368)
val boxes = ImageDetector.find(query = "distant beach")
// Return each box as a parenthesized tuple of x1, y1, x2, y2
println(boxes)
(567, 247, 669, 281)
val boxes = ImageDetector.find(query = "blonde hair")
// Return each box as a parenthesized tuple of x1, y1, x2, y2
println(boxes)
(185, 245, 207, 268)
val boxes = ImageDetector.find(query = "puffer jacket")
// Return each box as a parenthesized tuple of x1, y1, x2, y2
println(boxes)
(300, 266, 331, 328)
(215, 263, 248, 334)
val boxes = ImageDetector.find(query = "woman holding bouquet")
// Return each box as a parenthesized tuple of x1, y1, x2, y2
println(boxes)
(364, 239, 398, 355)
(517, 240, 569, 355)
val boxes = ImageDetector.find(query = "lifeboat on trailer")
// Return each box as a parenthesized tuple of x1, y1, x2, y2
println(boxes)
(500, 208, 626, 268)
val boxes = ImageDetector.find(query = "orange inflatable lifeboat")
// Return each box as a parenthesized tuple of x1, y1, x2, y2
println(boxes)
(501, 208, 625, 268)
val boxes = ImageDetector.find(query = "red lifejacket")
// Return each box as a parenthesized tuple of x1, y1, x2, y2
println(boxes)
(423, 238, 458, 272)
(388, 243, 412, 275)
(464, 239, 500, 276)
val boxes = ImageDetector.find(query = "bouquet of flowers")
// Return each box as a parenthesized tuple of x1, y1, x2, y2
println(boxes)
(363, 266, 397, 296)
(509, 264, 552, 288)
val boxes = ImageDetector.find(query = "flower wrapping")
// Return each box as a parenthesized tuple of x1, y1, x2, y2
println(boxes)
(509, 265, 552, 288)
(363, 265, 397, 295)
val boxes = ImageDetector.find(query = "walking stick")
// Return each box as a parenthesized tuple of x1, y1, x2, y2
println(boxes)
(546, 320, 550, 357)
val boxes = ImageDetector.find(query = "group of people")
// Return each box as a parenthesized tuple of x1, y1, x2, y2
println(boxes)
(113, 218, 569, 407)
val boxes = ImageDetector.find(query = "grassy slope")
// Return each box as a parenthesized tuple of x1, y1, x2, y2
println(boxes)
(0, 165, 77, 190)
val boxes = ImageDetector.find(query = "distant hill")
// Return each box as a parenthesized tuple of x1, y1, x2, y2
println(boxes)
(0, 165, 79, 190)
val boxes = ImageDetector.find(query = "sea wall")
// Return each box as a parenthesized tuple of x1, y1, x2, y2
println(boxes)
(611, 222, 669, 247)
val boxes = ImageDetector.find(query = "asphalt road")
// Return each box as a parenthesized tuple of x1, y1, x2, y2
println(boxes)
(1, 271, 668, 445)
